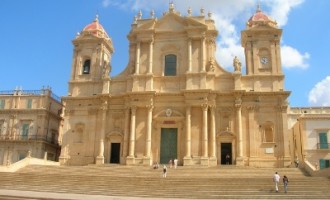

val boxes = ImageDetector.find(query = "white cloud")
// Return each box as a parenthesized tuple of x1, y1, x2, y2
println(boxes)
(281, 45, 310, 69)
(212, 14, 245, 70)
(267, 0, 304, 26)
(102, 0, 110, 8)
(105, 0, 306, 69)
(308, 76, 330, 106)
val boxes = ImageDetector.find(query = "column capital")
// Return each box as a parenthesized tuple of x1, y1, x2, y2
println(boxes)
(275, 105, 288, 113)
(201, 103, 208, 111)
(235, 97, 242, 108)
(131, 106, 137, 113)
(146, 105, 154, 111)
(100, 101, 108, 111)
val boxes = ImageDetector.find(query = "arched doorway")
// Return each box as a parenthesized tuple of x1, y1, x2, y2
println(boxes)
(105, 132, 123, 164)
(217, 131, 236, 165)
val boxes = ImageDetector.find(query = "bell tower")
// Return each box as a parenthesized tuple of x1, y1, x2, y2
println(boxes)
(241, 5, 283, 77)
(68, 16, 114, 97)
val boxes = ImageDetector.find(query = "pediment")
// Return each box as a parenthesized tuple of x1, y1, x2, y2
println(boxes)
(217, 131, 235, 139)
(155, 14, 187, 32)
(154, 108, 184, 118)
(154, 13, 206, 33)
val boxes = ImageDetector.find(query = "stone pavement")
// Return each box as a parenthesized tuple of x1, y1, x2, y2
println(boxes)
(0, 189, 188, 200)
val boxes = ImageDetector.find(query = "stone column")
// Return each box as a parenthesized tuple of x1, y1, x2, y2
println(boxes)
(278, 105, 291, 167)
(122, 107, 130, 159)
(209, 105, 217, 166)
(188, 39, 192, 72)
(135, 42, 140, 74)
(248, 106, 257, 166)
(275, 41, 282, 73)
(143, 105, 153, 165)
(96, 100, 107, 165)
(201, 37, 206, 72)
(235, 98, 244, 166)
(148, 41, 153, 74)
(201, 104, 209, 165)
(184, 106, 192, 165)
(127, 106, 136, 165)
(246, 42, 253, 75)
(147, 40, 154, 91)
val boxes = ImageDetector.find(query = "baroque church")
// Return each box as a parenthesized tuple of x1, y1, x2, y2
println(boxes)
(59, 3, 291, 167)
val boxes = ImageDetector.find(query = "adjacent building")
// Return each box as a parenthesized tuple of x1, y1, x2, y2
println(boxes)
(288, 107, 330, 169)
(0, 88, 63, 165)
(59, 4, 291, 167)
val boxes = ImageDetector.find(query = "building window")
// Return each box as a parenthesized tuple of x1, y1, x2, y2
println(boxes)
(319, 159, 330, 169)
(26, 99, 32, 109)
(0, 99, 5, 109)
(319, 132, 329, 149)
(164, 54, 177, 76)
(21, 123, 29, 138)
(82, 59, 91, 74)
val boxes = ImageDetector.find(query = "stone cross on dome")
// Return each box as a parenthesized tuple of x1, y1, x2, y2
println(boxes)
(169, 1, 174, 12)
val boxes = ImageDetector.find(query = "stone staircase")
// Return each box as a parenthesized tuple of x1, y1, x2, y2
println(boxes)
(0, 165, 329, 199)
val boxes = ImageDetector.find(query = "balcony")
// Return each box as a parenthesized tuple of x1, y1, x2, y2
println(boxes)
(0, 134, 59, 145)
(317, 143, 330, 149)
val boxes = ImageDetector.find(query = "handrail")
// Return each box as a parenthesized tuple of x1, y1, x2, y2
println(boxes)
(0, 134, 59, 145)
(0, 89, 61, 103)
(317, 143, 330, 149)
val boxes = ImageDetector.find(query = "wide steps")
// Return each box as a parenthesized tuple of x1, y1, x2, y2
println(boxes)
(0, 165, 329, 199)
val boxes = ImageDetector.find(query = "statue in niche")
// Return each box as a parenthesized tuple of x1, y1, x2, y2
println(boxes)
(233, 56, 241, 72)
(207, 57, 215, 72)
(102, 61, 111, 78)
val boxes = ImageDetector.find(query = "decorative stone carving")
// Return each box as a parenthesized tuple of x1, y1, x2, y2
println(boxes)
(166, 108, 172, 117)
(233, 56, 242, 72)
(207, 57, 215, 72)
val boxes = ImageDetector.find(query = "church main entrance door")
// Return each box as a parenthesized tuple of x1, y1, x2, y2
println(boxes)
(160, 128, 177, 164)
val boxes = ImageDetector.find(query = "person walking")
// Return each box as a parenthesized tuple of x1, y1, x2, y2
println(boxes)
(273, 172, 280, 192)
(163, 165, 167, 178)
(225, 154, 230, 165)
(174, 158, 178, 169)
(169, 159, 173, 168)
(283, 175, 289, 193)
(294, 157, 299, 167)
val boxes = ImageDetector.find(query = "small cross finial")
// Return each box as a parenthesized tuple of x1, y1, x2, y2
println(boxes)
(169, 1, 174, 12)
(257, 0, 262, 12)
(94, 14, 99, 22)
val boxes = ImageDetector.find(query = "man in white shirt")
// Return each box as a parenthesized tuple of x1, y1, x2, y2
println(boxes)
(273, 172, 280, 192)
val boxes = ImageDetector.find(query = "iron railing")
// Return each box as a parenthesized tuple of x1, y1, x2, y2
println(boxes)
(317, 143, 330, 149)
(0, 89, 61, 103)
(0, 134, 59, 145)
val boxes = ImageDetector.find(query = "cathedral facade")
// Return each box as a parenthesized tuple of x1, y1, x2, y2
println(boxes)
(59, 4, 291, 167)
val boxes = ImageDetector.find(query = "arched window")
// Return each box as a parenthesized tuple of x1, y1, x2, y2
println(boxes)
(164, 54, 177, 76)
(82, 59, 91, 74)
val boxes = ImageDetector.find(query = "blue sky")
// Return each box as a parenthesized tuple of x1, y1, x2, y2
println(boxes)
(1, 0, 329, 107)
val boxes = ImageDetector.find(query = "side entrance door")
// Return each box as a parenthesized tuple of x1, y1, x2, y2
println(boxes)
(110, 143, 120, 164)
(160, 128, 177, 164)
(221, 143, 232, 165)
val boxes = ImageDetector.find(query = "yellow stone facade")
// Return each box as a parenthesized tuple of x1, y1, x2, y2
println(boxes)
(0, 88, 62, 165)
(60, 4, 291, 167)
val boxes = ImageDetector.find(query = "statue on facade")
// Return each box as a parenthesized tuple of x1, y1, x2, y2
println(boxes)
(233, 56, 241, 72)
(207, 57, 215, 72)
(102, 61, 111, 78)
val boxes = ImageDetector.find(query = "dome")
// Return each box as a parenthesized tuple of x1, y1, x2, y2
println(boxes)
(247, 5, 277, 28)
(81, 15, 110, 38)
